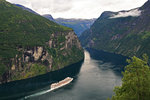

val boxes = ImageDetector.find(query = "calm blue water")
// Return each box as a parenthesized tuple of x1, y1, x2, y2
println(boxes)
(0, 49, 128, 100)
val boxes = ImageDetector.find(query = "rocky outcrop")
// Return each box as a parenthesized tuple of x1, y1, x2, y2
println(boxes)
(0, 31, 83, 84)
(0, 0, 84, 84)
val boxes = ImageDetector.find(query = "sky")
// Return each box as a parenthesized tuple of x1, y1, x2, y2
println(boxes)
(6, 0, 148, 19)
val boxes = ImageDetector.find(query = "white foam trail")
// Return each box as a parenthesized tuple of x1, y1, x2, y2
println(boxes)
(24, 89, 52, 99)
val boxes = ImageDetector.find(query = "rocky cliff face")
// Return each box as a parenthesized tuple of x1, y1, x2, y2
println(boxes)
(1, 31, 83, 84)
(0, 0, 84, 84)
(80, 0, 150, 58)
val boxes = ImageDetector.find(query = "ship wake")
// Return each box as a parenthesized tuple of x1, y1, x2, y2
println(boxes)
(24, 89, 52, 99)
(23, 77, 73, 99)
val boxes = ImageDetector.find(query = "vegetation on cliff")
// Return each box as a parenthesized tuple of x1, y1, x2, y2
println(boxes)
(80, 0, 150, 58)
(11, 64, 47, 80)
(109, 54, 150, 100)
(0, 0, 84, 83)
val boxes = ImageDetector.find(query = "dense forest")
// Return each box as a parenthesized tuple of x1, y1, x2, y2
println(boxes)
(109, 54, 150, 100)
(0, 0, 84, 83)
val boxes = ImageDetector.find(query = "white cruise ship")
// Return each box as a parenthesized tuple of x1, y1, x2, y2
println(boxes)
(50, 77, 73, 91)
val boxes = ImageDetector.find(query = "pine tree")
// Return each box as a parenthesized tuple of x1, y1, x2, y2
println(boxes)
(109, 54, 150, 100)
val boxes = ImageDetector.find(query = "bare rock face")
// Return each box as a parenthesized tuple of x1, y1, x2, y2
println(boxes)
(33, 47, 43, 61)
(0, 31, 84, 84)
(23, 47, 47, 62)
(65, 32, 82, 49)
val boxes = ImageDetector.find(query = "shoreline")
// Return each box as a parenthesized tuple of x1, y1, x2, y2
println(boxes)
(0, 58, 84, 85)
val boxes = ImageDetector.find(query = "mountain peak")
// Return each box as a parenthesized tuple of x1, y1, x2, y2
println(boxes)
(80, 0, 150, 58)
(140, 0, 150, 10)
(99, 11, 116, 19)
(42, 14, 55, 22)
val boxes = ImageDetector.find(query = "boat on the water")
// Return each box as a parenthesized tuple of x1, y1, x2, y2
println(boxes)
(50, 77, 73, 91)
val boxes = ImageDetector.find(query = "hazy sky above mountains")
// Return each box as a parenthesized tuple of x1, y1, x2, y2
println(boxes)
(7, 0, 147, 19)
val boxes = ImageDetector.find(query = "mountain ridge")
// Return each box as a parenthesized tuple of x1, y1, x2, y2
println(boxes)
(14, 4, 96, 37)
(55, 18, 96, 36)
(14, 4, 39, 15)
(0, 0, 84, 84)
(80, 0, 150, 58)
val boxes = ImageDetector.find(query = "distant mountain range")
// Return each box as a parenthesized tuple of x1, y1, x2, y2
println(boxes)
(15, 4, 96, 36)
(80, 0, 150, 58)
(42, 15, 96, 36)
(55, 18, 96, 36)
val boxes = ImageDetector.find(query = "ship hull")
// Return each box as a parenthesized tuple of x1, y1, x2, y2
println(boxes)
(50, 77, 73, 91)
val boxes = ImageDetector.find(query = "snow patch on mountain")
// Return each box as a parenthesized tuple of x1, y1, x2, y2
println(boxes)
(110, 9, 141, 19)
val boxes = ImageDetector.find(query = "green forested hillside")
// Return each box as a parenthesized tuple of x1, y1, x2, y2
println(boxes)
(0, 0, 71, 58)
(80, 0, 150, 58)
(0, 0, 84, 83)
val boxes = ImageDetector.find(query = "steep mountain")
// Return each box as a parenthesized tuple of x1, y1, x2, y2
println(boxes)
(15, 5, 55, 23)
(42, 14, 56, 22)
(0, 0, 84, 84)
(14, 4, 96, 37)
(80, 0, 150, 58)
(55, 18, 96, 36)
(15, 4, 39, 15)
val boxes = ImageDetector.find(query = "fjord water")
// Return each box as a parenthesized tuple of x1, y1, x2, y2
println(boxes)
(0, 49, 127, 100)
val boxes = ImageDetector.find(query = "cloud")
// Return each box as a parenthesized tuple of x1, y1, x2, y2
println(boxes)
(6, 0, 147, 19)
(31, 0, 73, 13)
(110, 9, 142, 19)
(7, 0, 73, 13)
